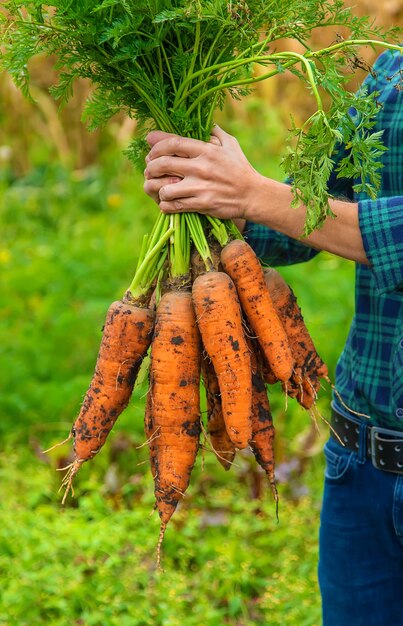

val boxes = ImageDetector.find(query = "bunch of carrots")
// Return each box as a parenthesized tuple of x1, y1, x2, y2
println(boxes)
(54, 219, 328, 565)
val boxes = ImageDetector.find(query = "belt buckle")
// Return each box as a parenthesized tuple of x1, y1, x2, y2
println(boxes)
(370, 426, 403, 474)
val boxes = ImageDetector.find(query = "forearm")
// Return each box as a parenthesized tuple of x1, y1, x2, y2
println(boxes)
(247, 176, 369, 265)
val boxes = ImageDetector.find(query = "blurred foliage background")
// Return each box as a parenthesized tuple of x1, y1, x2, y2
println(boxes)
(0, 2, 402, 625)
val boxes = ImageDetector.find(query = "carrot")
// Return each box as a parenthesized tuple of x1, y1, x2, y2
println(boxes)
(190, 249, 236, 468)
(253, 339, 278, 386)
(201, 354, 236, 471)
(220, 239, 294, 383)
(192, 270, 252, 450)
(148, 289, 201, 565)
(144, 384, 157, 481)
(285, 376, 316, 409)
(60, 297, 154, 501)
(263, 268, 328, 406)
(246, 337, 278, 506)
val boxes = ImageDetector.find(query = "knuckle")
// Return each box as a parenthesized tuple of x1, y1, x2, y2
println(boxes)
(193, 158, 211, 179)
(190, 161, 202, 177)
(169, 136, 182, 154)
(209, 136, 220, 146)
(144, 161, 155, 177)
(159, 201, 169, 213)
(204, 191, 215, 209)
(144, 179, 157, 193)
(203, 142, 215, 155)
(158, 155, 170, 170)
(159, 186, 167, 201)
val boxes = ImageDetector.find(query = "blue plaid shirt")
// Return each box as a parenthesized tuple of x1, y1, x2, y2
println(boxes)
(245, 49, 403, 430)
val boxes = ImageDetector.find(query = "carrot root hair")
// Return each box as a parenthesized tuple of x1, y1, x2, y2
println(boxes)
(200, 420, 238, 470)
(136, 426, 161, 450)
(330, 384, 371, 420)
(58, 458, 83, 505)
(156, 522, 167, 570)
(43, 432, 73, 454)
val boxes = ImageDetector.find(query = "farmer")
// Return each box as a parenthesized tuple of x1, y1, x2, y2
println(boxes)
(143, 48, 403, 625)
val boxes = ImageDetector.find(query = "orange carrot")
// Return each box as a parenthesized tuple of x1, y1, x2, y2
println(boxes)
(247, 338, 278, 504)
(192, 270, 252, 450)
(253, 338, 278, 386)
(61, 297, 155, 500)
(201, 354, 236, 470)
(264, 268, 328, 407)
(220, 239, 294, 383)
(148, 289, 201, 563)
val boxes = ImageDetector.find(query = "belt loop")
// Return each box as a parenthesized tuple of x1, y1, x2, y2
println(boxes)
(357, 423, 367, 464)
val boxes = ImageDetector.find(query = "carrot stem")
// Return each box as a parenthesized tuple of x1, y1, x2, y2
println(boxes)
(129, 223, 174, 297)
(185, 213, 212, 269)
(169, 213, 190, 278)
(205, 215, 229, 247)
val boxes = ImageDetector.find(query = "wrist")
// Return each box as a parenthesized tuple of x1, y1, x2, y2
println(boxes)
(242, 175, 296, 233)
(240, 170, 272, 222)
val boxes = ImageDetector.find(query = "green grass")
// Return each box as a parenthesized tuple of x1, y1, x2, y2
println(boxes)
(0, 440, 324, 626)
(0, 102, 355, 625)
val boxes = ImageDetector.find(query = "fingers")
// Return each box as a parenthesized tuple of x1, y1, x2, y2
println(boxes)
(159, 196, 200, 214)
(143, 175, 182, 204)
(145, 126, 236, 169)
(145, 176, 210, 214)
(143, 125, 246, 219)
(158, 180, 195, 202)
(146, 130, 178, 148)
(146, 125, 235, 157)
(146, 133, 214, 162)
(145, 155, 200, 180)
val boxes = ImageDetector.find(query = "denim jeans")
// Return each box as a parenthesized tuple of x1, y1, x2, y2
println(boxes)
(319, 435, 403, 626)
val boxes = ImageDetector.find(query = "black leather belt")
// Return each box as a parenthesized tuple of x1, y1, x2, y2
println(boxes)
(331, 408, 403, 474)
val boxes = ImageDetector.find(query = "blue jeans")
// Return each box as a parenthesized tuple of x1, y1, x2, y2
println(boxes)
(319, 435, 403, 626)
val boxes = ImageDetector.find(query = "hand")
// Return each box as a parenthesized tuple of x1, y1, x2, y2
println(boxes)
(143, 125, 261, 221)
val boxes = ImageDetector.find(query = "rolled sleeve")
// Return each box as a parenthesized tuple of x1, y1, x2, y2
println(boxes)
(358, 196, 403, 293)
(244, 221, 319, 267)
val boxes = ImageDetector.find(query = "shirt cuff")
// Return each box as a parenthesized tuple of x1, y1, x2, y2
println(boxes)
(358, 197, 403, 293)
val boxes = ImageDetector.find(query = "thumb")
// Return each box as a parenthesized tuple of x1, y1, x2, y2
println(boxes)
(211, 124, 235, 146)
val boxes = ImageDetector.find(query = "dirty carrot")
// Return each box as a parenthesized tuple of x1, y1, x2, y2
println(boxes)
(61, 296, 154, 501)
(286, 376, 316, 409)
(253, 338, 278, 386)
(192, 270, 252, 450)
(220, 239, 294, 383)
(264, 267, 328, 406)
(149, 289, 201, 565)
(247, 336, 278, 507)
(201, 354, 236, 471)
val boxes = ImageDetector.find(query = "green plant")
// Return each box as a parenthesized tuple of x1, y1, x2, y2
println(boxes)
(0, 437, 324, 626)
